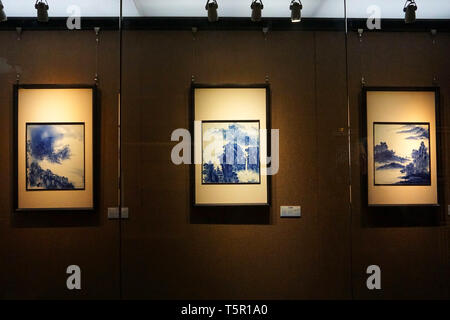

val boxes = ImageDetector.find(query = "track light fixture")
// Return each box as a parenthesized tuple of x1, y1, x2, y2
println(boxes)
(403, 0, 417, 24)
(35, 0, 49, 23)
(0, 0, 7, 22)
(290, 0, 303, 23)
(251, 0, 264, 22)
(205, 0, 219, 23)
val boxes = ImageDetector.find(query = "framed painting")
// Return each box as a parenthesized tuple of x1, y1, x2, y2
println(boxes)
(14, 84, 98, 212)
(191, 84, 270, 206)
(363, 87, 440, 206)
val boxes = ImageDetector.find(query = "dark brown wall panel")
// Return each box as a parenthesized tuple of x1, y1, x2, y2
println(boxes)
(347, 32, 450, 299)
(0, 29, 448, 300)
(121, 31, 351, 299)
(0, 31, 120, 299)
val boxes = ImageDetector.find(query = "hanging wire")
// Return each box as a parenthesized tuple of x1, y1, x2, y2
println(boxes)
(191, 26, 197, 84)
(94, 27, 100, 84)
(359, 29, 366, 88)
(15, 27, 22, 84)
(431, 30, 438, 85)
(262, 23, 269, 83)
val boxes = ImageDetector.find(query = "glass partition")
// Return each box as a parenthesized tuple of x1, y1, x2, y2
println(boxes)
(0, 0, 121, 299)
(0, 0, 448, 300)
(119, 0, 352, 299)
(346, 0, 450, 299)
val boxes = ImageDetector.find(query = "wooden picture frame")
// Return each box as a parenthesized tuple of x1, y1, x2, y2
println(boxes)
(361, 86, 441, 207)
(13, 84, 99, 212)
(191, 84, 271, 207)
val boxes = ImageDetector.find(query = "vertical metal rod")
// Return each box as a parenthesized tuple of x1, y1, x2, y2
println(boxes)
(344, 0, 354, 300)
(118, 0, 123, 300)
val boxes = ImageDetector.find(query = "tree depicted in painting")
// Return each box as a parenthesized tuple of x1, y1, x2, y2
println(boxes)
(202, 122, 260, 184)
(26, 124, 85, 190)
(399, 141, 430, 185)
(374, 123, 431, 185)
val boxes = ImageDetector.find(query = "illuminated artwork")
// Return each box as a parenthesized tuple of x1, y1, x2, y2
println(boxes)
(202, 121, 260, 184)
(15, 85, 96, 211)
(374, 123, 430, 186)
(193, 85, 270, 206)
(364, 87, 439, 206)
(26, 123, 85, 190)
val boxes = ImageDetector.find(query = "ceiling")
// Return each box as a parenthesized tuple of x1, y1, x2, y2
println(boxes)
(1, 0, 449, 19)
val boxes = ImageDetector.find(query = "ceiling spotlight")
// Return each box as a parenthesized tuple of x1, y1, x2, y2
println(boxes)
(0, 1, 7, 22)
(35, 0, 49, 23)
(251, 0, 264, 22)
(403, 0, 417, 24)
(205, 0, 218, 23)
(290, 0, 302, 23)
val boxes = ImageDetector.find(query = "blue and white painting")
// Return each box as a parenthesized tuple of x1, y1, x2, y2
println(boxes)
(202, 121, 260, 184)
(374, 123, 430, 185)
(26, 123, 85, 190)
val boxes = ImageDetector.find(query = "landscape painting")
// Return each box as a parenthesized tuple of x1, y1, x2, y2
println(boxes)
(26, 123, 85, 190)
(202, 121, 260, 184)
(373, 123, 431, 186)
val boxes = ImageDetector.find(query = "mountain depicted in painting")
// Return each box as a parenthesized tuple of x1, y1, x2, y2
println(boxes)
(26, 123, 85, 190)
(202, 121, 260, 184)
(374, 123, 431, 185)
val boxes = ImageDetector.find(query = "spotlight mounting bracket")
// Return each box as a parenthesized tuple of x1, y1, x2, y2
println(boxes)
(358, 28, 364, 42)
(262, 26, 269, 40)
(16, 27, 22, 40)
(35, 0, 49, 10)
(191, 27, 198, 40)
(403, 0, 417, 13)
(251, 0, 264, 9)
(432, 76, 438, 85)
(430, 29, 437, 45)
(205, 0, 218, 10)
(290, 0, 303, 10)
